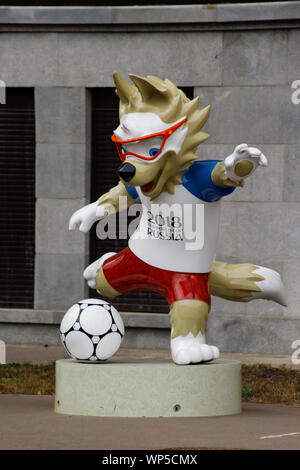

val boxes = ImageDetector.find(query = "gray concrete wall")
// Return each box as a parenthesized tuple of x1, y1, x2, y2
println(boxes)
(34, 87, 91, 309)
(0, 3, 299, 354)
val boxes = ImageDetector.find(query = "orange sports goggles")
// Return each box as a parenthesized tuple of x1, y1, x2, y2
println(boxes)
(111, 117, 187, 162)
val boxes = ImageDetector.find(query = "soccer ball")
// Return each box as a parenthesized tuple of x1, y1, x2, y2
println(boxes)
(60, 298, 125, 361)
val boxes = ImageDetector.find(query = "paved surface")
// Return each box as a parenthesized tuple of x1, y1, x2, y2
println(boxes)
(4, 343, 300, 369)
(1, 344, 299, 450)
(0, 395, 299, 450)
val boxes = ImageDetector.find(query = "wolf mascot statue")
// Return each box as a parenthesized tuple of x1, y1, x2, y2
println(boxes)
(69, 73, 287, 365)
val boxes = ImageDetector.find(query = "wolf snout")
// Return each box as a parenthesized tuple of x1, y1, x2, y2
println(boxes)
(118, 162, 136, 182)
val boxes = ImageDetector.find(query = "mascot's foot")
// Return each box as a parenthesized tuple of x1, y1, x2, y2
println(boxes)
(252, 266, 287, 307)
(83, 252, 116, 289)
(171, 331, 219, 365)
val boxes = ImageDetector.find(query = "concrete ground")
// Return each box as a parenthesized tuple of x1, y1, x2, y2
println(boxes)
(4, 343, 300, 369)
(0, 344, 299, 450)
(0, 395, 300, 450)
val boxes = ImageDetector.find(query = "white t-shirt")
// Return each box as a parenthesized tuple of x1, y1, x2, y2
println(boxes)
(126, 160, 234, 273)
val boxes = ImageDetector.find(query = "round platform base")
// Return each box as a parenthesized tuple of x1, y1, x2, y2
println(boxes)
(55, 357, 241, 417)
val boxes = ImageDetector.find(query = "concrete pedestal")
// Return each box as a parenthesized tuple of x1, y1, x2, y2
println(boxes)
(55, 357, 241, 417)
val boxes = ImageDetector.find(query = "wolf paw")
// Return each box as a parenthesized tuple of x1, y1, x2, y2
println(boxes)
(171, 332, 219, 365)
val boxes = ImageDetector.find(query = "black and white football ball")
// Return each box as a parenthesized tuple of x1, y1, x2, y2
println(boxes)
(60, 298, 125, 361)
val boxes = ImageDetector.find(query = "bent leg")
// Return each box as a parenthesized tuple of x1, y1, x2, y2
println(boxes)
(95, 266, 121, 299)
(93, 246, 152, 300)
(210, 261, 287, 306)
(209, 261, 262, 301)
(83, 252, 116, 289)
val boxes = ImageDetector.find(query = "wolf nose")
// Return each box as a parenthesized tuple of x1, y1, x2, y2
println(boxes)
(118, 162, 136, 182)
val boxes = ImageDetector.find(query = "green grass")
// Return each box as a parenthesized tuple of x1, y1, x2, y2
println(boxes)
(0, 362, 299, 405)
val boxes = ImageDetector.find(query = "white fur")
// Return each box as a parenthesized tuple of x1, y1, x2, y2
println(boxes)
(171, 331, 219, 365)
(251, 266, 288, 307)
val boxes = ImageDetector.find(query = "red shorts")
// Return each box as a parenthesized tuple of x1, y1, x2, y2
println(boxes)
(102, 247, 211, 306)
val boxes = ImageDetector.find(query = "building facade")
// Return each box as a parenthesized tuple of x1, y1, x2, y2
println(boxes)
(0, 2, 299, 353)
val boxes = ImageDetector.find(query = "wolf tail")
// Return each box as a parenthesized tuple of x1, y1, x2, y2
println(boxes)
(209, 261, 287, 307)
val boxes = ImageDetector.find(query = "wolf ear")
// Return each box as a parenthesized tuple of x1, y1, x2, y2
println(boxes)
(129, 74, 168, 103)
(113, 72, 137, 104)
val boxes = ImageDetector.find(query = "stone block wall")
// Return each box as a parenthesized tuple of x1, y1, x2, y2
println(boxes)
(34, 87, 91, 309)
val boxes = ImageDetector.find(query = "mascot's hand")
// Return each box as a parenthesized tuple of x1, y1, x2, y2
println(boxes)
(224, 143, 268, 184)
(69, 201, 108, 233)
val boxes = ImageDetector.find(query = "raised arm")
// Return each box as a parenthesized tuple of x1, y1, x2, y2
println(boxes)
(211, 143, 268, 189)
